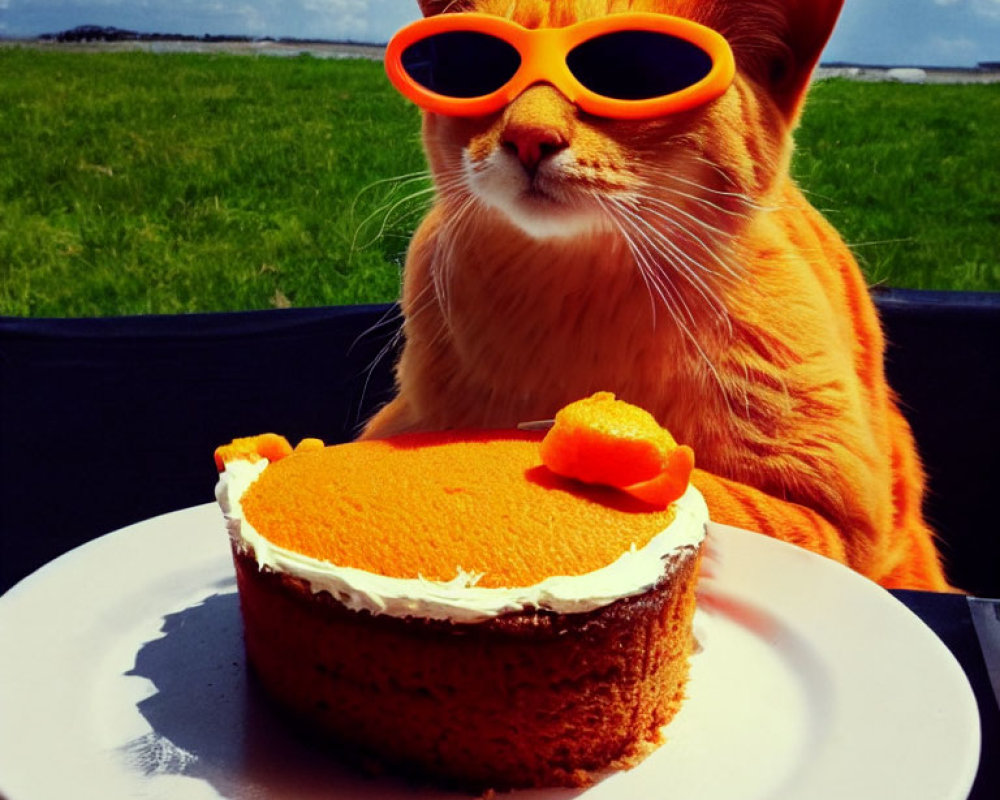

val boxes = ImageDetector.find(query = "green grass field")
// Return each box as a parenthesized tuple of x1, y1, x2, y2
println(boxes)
(1, 47, 997, 317)
(793, 78, 1000, 292)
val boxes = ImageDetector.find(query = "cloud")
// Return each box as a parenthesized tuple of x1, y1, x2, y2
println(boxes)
(933, 0, 1000, 18)
(929, 34, 980, 56)
(824, 0, 1000, 65)
(212, 0, 369, 38)
(972, 0, 1000, 19)
(165, 0, 371, 38)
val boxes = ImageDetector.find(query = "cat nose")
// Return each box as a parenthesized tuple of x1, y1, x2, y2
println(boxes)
(501, 122, 569, 174)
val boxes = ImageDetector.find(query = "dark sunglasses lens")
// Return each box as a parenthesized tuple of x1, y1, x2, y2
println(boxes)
(567, 30, 713, 100)
(401, 31, 521, 98)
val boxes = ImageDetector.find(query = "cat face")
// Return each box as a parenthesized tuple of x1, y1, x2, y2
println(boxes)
(461, 81, 635, 239)
(414, 0, 842, 245)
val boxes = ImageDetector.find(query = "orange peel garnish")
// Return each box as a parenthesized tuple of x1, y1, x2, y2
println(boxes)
(540, 392, 693, 508)
(294, 437, 326, 454)
(214, 433, 293, 472)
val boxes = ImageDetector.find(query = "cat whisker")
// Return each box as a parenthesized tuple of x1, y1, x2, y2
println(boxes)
(597, 199, 664, 326)
(626, 195, 746, 287)
(351, 170, 434, 213)
(608, 198, 734, 338)
(638, 165, 759, 208)
(607, 199, 705, 324)
(595, 193, 743, 418)
(618, 198, 743, 294)
(602, 196, 710, 332)
(644, 173, 762, 217)
(634, 194, 738, 244)
(349, 300, 404, 356)
(638, 146, 744, 193)
(400, 278, 453, 356)
(351, 168, 474, 253)
(419, 161, 480, 324)
(595, 194, 671, 325)
(685, 154, 743, 189)
(604, 200, 736, 415)
(351, 183, 436, 252)
(432, 192, 481, 334)
(354, 304, 406, 432)
(663, 186, 754, 218)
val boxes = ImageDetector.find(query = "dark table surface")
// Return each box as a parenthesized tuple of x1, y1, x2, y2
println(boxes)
(892, 590, 997, 800)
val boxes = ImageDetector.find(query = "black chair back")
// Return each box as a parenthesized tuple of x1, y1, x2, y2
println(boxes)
(2, 290, 997, 595)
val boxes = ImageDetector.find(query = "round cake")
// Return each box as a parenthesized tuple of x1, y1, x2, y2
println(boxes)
(215, 394, 708, 790)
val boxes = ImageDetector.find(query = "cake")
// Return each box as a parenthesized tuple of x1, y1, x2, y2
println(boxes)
(215, 393, 709, 790)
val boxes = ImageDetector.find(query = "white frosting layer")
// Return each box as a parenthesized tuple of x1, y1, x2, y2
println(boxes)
(216, 456, 708, 624)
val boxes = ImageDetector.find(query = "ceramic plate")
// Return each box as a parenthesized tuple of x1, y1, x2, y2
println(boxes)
(0, 505, 981, 799)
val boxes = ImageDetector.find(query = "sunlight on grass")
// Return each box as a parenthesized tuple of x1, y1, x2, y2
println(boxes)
(1, 50, 997, 317)
(794, 79, 1000, 291)
(0, 48, 429, 316)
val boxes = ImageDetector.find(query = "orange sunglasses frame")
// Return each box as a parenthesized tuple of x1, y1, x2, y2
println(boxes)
(385, 12, 735, 120)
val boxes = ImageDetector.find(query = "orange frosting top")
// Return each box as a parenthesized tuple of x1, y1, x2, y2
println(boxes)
(238, 430, 681, 589)
(220, 393, 696, 590)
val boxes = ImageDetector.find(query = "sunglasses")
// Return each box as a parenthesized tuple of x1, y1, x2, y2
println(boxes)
(385, 12, 735, 120)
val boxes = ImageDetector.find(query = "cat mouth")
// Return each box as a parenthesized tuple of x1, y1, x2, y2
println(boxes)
(519, 181, 563, 206)
(504, 188, 608, 239)
(466, 150, 610, 239)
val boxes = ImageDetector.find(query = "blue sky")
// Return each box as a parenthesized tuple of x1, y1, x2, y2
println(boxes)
(1, 0, 999, 67)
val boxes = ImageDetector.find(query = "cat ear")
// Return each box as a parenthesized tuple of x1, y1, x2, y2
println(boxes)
(769, 0, 845, 122)
(417, 0, 473, 16)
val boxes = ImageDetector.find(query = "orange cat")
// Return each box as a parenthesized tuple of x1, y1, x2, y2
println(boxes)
(362, 0, 952, 591)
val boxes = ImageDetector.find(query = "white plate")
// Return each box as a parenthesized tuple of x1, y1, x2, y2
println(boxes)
(0, 505, 981, 800)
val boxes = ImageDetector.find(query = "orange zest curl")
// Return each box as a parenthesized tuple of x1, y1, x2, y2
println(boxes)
(294, 437, 326, 454)
(540, 392, 694, 508)
(214, 433, 294, 472)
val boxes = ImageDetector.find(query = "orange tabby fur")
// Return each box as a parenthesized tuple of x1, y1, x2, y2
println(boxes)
(362, 0, 952, 591)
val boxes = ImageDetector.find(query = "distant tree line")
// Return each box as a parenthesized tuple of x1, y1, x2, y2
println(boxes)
(38, 24, 347, 46)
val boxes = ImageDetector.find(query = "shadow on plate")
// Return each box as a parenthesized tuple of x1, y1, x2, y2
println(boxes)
(121, 588, 589, 799)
